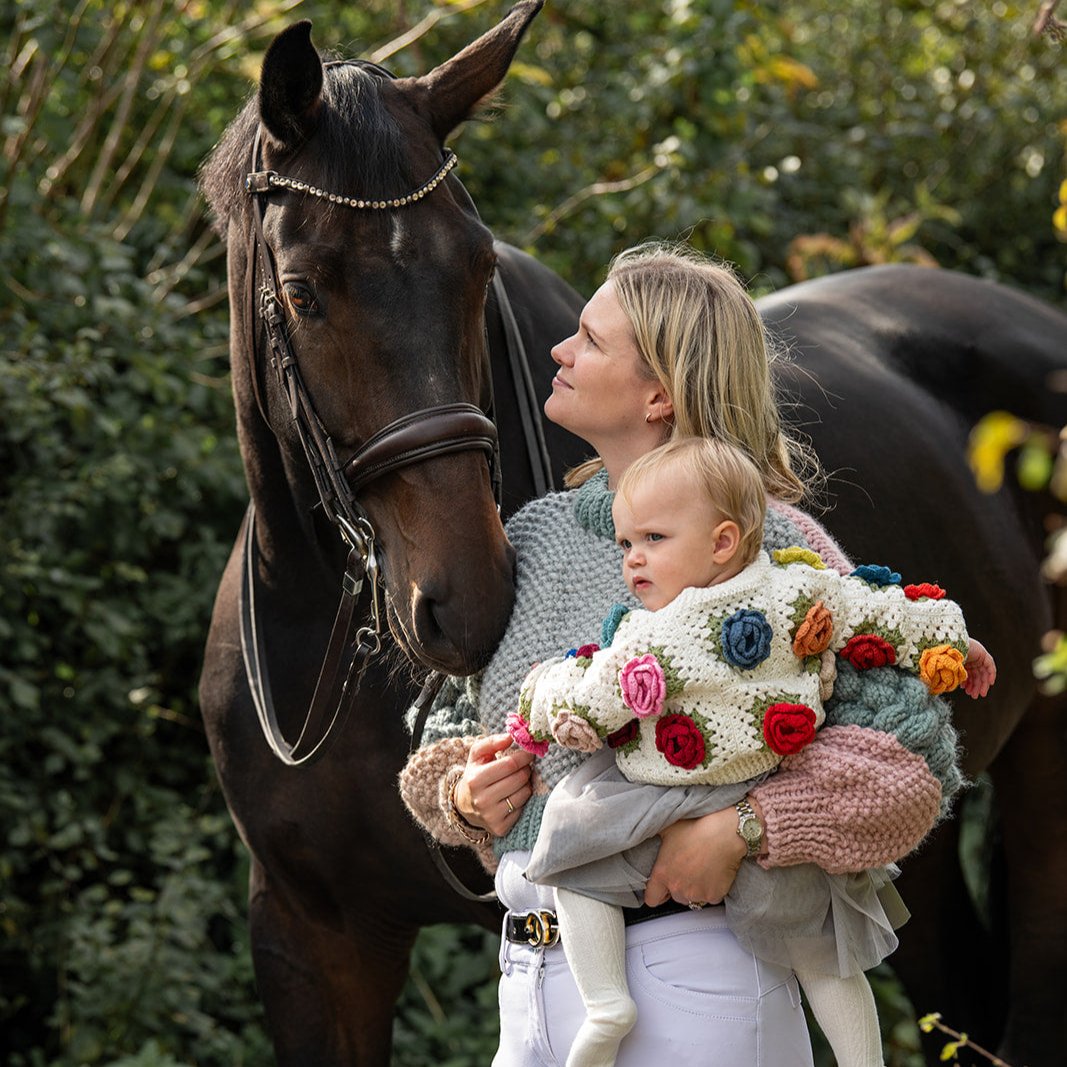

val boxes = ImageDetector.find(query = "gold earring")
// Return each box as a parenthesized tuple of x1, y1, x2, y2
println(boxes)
(645, 412, 653, 424)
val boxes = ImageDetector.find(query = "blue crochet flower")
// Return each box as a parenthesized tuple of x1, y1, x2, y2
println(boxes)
(851, 564, 902, 586)
(720, 609, 773, 670)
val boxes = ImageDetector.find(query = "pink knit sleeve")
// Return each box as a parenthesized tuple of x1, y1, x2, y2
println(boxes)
(767, 498, 853, 576)
(752, 724, 942, 873)
(397, 736, 498, 873)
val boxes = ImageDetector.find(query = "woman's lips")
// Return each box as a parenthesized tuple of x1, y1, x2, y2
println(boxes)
(551, 374, 572, 389)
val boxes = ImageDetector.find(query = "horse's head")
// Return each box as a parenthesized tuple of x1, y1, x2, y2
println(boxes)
(202, 2, 544, 674)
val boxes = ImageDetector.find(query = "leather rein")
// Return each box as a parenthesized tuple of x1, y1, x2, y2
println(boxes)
(238, 121, 502, 768)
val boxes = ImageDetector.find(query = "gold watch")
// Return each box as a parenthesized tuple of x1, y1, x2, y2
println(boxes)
(735, 797, 763, 858)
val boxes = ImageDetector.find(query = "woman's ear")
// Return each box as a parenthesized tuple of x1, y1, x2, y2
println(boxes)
(646, 391, 674, 427)
(711, 520, 741, 564)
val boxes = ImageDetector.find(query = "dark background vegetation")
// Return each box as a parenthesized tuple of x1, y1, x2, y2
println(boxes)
(1, 1, 1063, 1064)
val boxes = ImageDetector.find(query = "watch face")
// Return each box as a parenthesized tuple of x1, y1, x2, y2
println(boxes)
(741, 820, 762, 843)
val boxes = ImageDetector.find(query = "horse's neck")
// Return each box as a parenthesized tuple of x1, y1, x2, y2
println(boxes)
(235, 380, 343, 595)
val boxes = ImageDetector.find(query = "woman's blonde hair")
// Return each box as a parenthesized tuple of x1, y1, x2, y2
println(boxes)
(565, 242, 815, 503)
(616, 437, 767, 567)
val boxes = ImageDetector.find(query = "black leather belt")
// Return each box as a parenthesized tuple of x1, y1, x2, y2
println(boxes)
(504, 900, 691, 948)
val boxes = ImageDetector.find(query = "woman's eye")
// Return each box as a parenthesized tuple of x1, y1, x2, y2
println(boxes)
(285, 283, 319, 316)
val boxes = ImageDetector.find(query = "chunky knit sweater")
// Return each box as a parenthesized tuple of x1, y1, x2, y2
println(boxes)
(399, 472, 960, 872)
(513, 551, 969, 787)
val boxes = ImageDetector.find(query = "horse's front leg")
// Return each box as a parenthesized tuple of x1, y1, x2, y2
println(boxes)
(248, 857, 417, 1066)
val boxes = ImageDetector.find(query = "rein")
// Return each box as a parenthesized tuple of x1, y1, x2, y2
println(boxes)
(239, 121, 500, 767)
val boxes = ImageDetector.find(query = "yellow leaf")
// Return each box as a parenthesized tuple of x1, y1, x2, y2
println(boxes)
(918, 1013, 941, 1033)
(767, 56, 820, 90)
(940, 1041, 960, 1060)
(968, 411, 1029, 493)
(509, 61, 553, 87)
(1054, 204, 1067, 236)
(1059, 178, 1067, 204)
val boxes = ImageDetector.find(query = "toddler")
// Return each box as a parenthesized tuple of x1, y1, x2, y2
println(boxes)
(508, 436, 995, 1067)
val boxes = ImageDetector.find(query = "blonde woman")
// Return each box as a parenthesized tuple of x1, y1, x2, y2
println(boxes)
(400, 244, 960, 1067)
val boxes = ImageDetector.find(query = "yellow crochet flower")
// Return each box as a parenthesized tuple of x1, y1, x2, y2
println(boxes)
(919, 645, 967, 694)
(773, 546, 826, 569)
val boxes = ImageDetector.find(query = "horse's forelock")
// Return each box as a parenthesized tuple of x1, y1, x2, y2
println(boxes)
(199, 64, 409, 241)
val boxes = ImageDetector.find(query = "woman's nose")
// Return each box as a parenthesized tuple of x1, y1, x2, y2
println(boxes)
(550, 335, 575, 366)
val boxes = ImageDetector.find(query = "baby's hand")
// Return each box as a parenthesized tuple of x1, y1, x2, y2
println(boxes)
(962, 638, 996, 698)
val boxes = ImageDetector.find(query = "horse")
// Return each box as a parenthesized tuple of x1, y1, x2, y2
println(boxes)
(197, 4, 1067, 1064)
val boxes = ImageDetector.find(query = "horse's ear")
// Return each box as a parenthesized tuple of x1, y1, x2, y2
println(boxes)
(417, 0, 543, 140)
(258, 20, 324, 150)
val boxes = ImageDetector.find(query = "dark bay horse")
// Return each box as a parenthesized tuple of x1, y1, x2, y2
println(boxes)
(198, 4, 1067, 1063)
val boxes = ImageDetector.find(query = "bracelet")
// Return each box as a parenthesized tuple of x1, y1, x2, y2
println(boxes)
(444, 767, 491, 845)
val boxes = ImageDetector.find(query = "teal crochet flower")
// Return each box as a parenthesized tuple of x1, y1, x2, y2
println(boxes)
(851, 564, 902, 586)
(721, 608, 773, 669)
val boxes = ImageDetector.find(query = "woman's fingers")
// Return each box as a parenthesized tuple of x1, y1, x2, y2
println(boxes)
(644, 809, 745, 907)
(462, 734, 535, 834)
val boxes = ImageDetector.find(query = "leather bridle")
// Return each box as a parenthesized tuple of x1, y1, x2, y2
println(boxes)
(238, 71, 503, 768)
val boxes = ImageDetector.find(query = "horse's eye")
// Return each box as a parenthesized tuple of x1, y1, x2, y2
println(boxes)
(285, 283, 320, 316)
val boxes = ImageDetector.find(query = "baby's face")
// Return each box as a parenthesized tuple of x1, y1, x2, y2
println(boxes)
(613, 467, 736, 611)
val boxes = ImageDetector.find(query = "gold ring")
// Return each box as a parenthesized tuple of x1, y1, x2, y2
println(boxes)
(504, 795, 515, 814)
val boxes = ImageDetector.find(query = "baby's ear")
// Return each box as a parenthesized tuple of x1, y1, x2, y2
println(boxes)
(711, 520, 741, 564)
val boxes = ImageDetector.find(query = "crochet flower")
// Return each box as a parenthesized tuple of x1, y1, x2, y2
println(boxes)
(505, 712, 549, 757)
(575, 643, 600, 659)
(619, 654, 667, 718)
(551, 711, 603, 753)
(905, 582, 946, 601)
(851, 564, 902, 586)
(792, 601, 834, 657)
(840, 633, 897, 669)
(606, 719, 640, 749)
(763, 702, 817, 755)
(655, 714, 706, 769)
(721, 609, 774, 670)
(773, 546, 826, 570)
(919, 645, 968, 694)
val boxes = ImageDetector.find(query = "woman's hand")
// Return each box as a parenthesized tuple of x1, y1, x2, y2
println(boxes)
(453, 733, 535, 837)
(963, 637, 997, 698)
(644, 804, 749, 907)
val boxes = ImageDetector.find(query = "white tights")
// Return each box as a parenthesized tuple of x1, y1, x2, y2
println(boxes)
(555, 888, 883, 1067)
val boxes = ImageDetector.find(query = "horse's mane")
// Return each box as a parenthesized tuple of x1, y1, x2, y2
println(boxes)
(199, 62, 406, 240)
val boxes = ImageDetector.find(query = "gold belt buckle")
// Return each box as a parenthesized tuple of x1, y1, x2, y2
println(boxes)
(523, 909, 559, 948)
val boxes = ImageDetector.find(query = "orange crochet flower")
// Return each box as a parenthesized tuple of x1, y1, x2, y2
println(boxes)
(793, 601, 834, 657)
(919, 645, 968, 694)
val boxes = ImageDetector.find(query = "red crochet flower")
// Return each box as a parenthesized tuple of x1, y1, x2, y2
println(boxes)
(575, 643, 600, 658)
(763, 702, 817, 755)
(654, 714, 705, 770)
(904, 582, 946, 601)
(606, 719, 640, 749)
(840, 633, 897, 669)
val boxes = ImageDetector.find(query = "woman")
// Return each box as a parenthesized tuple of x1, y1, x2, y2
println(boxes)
(400, 243, 958, 1066)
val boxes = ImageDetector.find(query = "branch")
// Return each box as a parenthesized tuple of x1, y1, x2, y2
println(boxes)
(523, 163, 665, 245)
(367, 0, 494, 65)
(1034, 0, 1066, 39)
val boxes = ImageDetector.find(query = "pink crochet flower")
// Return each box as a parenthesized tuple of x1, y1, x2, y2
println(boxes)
(619, 654, 667, 718)
(551, 711, 603, 753)
(506, 712, 549, 757)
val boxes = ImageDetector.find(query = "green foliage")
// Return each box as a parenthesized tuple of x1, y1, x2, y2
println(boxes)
(1, 0, 1063, 1064)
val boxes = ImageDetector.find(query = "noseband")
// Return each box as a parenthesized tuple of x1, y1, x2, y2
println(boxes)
(239, 80, 501, 767)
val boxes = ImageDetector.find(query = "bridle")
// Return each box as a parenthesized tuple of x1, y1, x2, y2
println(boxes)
(238, 61, 502, 769)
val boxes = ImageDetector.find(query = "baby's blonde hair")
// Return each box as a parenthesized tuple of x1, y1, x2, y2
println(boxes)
(567, 242, 815, 502)
(616, 436, 767, 567)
